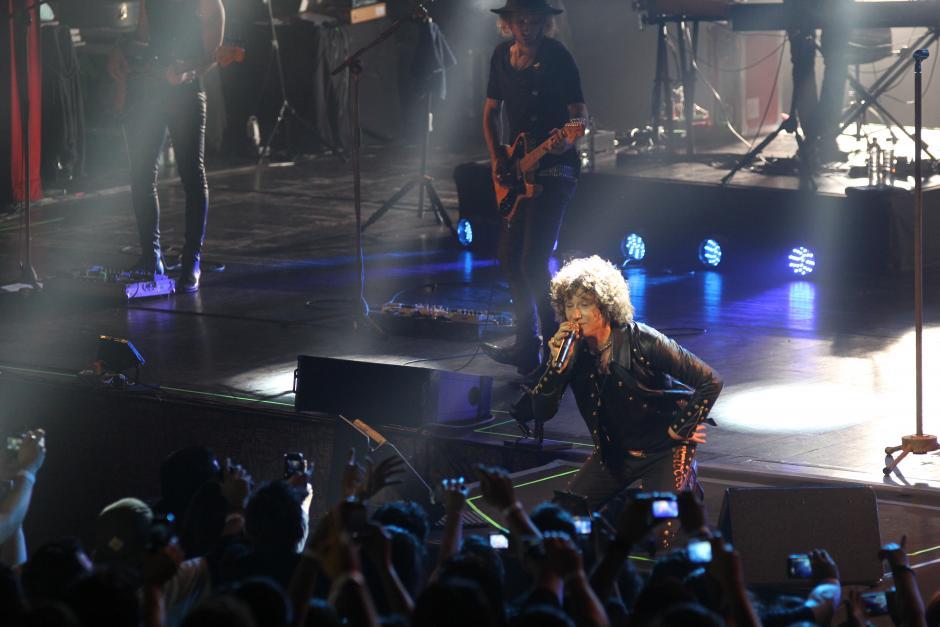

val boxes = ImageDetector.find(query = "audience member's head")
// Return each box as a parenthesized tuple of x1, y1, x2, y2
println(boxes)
(372, 500, 430, 545)
(529, 502, 577, 539)
(230, 577, 291, 627)
(304, 599, 341, 627)
(459, 534, 506, 588)
(385, 524, 425, 595)
(926, 590, 940, 627)
(93, 498, 153, 568)
(180, 595, 257, 627)
(657, 602, 725, 627)
(158, 446, 219, 518)
(413, 577, 497, 627)
(21, 538, 92, 604)
(23, 602, 81, 627)
(66, 566, 140, 627)
(245, 482, 304, 554)
(437, 553, 505, 622)
(631, 577, 699, 626)
(509, 604, 575, 627)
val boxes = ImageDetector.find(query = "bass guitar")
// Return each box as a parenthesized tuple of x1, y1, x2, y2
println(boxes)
(493, 120, 586, 222)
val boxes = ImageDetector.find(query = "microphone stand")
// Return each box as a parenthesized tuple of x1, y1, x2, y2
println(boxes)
(882, 48, 939, 475)
(330, 1, 432, 331)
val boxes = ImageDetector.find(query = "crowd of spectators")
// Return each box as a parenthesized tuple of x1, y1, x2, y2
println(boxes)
(0, 428, 937, 627)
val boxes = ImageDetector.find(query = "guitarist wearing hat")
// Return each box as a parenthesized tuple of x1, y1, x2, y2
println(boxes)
(107, 0, 226, 292)
(481, 0, 588, 380)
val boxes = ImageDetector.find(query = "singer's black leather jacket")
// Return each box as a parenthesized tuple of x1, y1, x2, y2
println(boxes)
(513, 322, 722, 465)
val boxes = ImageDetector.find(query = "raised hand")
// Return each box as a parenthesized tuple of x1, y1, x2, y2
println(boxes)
(879, 536, 910, 571)
(541, 531, 583, 580)
(677, 490, 707, 536)
(341, 448, 366, 500)
(220, 458, 252, 512)
(476, 465, 517, 511)
(809, 548, 840, 582)
(15, 429, 46, 476)
(441, 477, 469, 515)
(613, 495, 662, 547)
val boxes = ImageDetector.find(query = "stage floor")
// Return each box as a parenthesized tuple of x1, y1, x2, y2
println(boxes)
(2, 137, 940, 494)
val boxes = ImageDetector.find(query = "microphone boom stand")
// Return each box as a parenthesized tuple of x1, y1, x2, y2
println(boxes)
(882, 48, 939, 475)
(330, 4, 431, 331)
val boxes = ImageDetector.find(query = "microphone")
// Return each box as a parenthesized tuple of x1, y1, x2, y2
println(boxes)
(553, 331, 577, 370)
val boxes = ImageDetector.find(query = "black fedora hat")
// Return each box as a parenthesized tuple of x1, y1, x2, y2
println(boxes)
(491, 0, 563, 16)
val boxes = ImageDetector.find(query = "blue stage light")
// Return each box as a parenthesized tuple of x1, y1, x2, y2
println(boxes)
(620, 233, 646, 263)
(788, 246, 816, 276)
(698, 238, 722, 267)
(456, 219, 473, 247)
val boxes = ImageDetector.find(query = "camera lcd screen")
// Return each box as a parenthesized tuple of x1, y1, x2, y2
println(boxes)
(787, 554, 812, 579)
(687, 540, 712, 563)
(861, 590, 892, 616)
(489, 534, 509, 550)
(651, 499, 679, 519)
(573, 516, 592, 535)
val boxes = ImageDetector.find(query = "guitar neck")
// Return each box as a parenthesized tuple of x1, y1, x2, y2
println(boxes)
(519, 139, 556, 172)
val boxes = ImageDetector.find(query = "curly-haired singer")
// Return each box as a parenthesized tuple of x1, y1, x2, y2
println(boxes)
(513, 256, 722, 516)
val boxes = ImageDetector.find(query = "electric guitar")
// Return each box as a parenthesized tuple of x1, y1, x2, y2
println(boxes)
(493, 120, 586, 222)
(112, 43, 245, 116)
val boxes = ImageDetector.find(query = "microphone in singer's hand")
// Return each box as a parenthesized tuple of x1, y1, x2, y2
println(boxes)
(554, 332, 577, 370)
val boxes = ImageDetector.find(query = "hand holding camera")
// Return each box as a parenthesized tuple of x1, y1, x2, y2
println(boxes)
(441, 476, 469, 515)
(5, 429, 46, 478)
(477, 465, 518, 512)
(879, 536, 910, 572)
(540, 531, 583, 580)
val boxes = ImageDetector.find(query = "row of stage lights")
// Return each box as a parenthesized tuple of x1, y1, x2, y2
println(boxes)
(455, 220, 816, 276)
(620, 233, 817, 276)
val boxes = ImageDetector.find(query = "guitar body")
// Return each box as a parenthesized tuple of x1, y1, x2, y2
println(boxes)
(495, 133, 544, 223)
(492, 120, 586, 224)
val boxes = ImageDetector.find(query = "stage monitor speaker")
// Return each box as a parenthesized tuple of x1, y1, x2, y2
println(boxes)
(718, 486, 882, 586)
(294, 355, 493, 429)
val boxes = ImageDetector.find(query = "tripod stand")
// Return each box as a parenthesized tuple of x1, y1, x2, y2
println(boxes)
(361, 90, 455, 234)
(257, 0, 340, 162)
(721, 92, 813, 188)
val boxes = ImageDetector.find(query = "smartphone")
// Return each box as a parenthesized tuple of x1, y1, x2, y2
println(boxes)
(861, 590, 893, 617)
(787, 553, 813, 579)
(489, 534, 509, 550)
(283, 452, 306, 479)
(687, 539, 712, 564)
(572, 516, 592, 536)
(6, 436, 22, 453)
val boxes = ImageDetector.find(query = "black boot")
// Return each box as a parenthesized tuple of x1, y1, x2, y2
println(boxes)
(177, 250, 201, 293)
(127, 250, 166, 277)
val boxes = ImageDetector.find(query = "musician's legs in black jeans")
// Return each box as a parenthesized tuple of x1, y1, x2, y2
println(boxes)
(788, 28, 819, 140)
(124, 86, 168, 272)
(496, 177, 575, 372)
(818, 25, 850, 150)
(167, 86, 209, 283)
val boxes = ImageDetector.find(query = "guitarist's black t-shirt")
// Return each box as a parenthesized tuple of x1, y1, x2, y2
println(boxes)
(486, 38, 584, 175)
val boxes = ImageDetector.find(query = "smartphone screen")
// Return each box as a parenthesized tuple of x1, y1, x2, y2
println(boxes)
(787, 554, 812, 579)
(6, 436, 22, 452)
(489, 534, 509, 550)
(861, 590, 892, 617)
(572, 516, 592, 535)
(687, 539, 712, 563)
(651, 498, 679, 519)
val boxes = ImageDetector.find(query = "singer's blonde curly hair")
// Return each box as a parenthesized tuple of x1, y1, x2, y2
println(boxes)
(549, 255, 634, 326)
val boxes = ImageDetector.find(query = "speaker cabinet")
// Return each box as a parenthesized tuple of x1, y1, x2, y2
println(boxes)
(718, 486, 882, 585)
(294, 355, 492, 428)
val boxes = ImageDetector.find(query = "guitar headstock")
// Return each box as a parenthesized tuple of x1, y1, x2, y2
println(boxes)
(563, 119, 587, 141)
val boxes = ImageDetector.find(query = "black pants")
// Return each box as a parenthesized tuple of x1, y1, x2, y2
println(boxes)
(123, 82, 209, 260)
(496, 176, 576, 347)
(788, 26, 849, 145)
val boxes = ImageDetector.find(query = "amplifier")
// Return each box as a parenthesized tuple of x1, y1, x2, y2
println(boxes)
(309, 0, 387, 24)
(294, 355, 493, 428)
